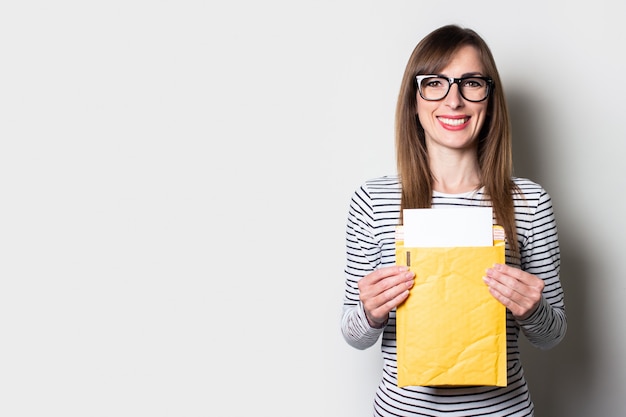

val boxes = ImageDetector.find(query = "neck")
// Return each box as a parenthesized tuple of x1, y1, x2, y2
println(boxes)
(429, 150, 481, 194)
(433, 177, 481, 194)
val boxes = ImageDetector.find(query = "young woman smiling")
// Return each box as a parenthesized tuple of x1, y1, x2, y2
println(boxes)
(340, 24, 567, 417)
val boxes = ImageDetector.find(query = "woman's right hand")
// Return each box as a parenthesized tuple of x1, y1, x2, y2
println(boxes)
(358, 265, 415, 328)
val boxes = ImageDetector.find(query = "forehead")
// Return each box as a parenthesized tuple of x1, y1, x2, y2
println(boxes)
(437, 45, 484, 76)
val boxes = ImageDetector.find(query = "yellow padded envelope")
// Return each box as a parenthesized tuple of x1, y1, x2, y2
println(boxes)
(395, 232, 507, 387)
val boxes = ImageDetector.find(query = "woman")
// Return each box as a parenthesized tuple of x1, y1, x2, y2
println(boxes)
(340, 24, 567, 416)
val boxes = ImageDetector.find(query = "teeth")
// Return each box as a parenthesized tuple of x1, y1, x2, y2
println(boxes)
(439, 117, 467, 126)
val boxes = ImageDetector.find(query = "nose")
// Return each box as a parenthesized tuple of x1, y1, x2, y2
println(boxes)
(444, 83, 463, 108)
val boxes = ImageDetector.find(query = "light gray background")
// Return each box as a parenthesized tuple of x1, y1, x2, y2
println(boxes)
(1, 1, 623, 416)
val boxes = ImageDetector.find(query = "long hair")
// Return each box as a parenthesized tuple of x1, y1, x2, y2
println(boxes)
(395, 24, 520, 256)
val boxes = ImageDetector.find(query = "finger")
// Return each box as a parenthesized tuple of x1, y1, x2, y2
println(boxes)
(367, 265, 412, 285)
(367, 286, 412, 319)
(486, 285, 539, 319)
(360, 267, 414, 296)
(483, 272, 530, 303)
(483, 271, 543, 319)
(486, 264, 544, 292)
(486, 285, 522, 314)
(362, 271, 414, 312)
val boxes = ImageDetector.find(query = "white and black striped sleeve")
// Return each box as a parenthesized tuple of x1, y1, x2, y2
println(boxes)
(517, 188, 567, 349)
(340, 183, 388, 350)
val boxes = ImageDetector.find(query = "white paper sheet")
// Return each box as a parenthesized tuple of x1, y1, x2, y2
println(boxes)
(402, 207, 493, 247)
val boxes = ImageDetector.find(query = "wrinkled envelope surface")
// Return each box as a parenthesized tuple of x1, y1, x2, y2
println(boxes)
(396, 240, 506, 387)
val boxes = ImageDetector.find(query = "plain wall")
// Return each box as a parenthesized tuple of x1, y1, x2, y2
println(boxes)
(1, 1, 624, 416)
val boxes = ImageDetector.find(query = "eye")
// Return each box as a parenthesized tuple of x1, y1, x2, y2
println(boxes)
(425, 78, 445, 88)
(461, 78, 485, 88)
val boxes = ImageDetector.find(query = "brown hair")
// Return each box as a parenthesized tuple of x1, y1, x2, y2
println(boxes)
(395, 24, 520, 256)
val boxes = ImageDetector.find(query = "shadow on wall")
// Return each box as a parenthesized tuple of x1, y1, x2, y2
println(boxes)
(508, 89, 593, 416)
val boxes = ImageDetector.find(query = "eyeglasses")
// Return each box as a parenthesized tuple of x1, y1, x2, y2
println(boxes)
(415, 75, 493, 102)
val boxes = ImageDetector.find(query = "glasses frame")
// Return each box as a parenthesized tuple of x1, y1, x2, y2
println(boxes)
(415, 75, 494, 102)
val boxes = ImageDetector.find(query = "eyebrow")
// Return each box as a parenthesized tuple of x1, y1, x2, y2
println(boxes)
(436, 72, 485, 78)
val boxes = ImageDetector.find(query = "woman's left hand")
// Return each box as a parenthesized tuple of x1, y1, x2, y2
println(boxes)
(483, 263, 544, 320)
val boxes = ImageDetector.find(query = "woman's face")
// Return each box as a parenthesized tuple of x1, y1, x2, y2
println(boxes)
(416, 45, 489, 153)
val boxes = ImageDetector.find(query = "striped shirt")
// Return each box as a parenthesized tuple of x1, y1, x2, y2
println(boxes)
(341, 175, 567, 417)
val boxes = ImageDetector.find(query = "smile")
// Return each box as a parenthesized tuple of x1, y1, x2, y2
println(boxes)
(438, 117, 469, 127)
